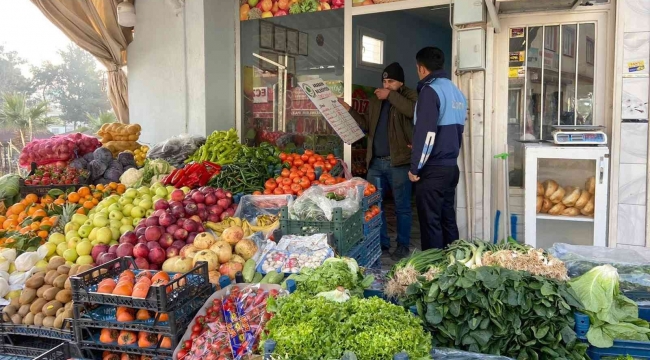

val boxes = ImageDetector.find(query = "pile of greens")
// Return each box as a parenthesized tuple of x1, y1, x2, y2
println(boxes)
(262, 293, 432, 359)
(411, 263, 587, 359)
(284, 258, 373, 298)
(569, 265, 650, 348)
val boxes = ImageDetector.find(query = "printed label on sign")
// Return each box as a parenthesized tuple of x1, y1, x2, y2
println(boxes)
(509, 51, 525, 62)
(253, 87, 268, 103)
(628, 60, 646, 73)
(510, 28, 525, 38)
(508, 67, 525, 78)
(298, 78, 364, 144)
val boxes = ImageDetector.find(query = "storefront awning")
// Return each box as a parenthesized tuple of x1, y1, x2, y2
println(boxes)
(496, 0, 608, 14)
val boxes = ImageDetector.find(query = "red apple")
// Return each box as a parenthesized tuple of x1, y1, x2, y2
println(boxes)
(159, 233, 174, 249)
(166, 224, 180, 235)
(98, 253, 117, 265)
(108, 244, 119, 255)
(145, 226, 163, 241)
(133, 243, 150, 258)
(191, 191, 205, 204)
(147, 241, 161, 250)
(217, 198, 231, 209)
(149, 263, 160, 271)
(145, 216, 160, 227)
(159, 213, 176, 227)
(116, 243, 134, 257)
(166, 247, 179, 258)
(172, 240, 186, 249)
(215, 188, 226, 199)
(197, 208, 208, 221)
(208, 205, 224, 216)
(137, 235, 147, 244)
(186, 232, 198, 244)
(204, 193, 217, 206)
(171, 189, 185, 202)
(91, 244, 109, 262)
(120, 231, 138, 245)
(134, 257, 150, 269)
(174, 228, 189, 241)
(148, 247, 166, 265)
(185, 202, 198, 216)
(135, 227, 146, 238)
(208, 214, 221, 223)
(154, 199, 169, 210)
(170, 204, 185, 218)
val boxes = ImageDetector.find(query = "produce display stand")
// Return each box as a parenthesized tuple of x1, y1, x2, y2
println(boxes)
(69, 257, 213, 359)
(0, 335, 65, 359)
(0, 321, 74, 342)
(18, 178, 85, 198)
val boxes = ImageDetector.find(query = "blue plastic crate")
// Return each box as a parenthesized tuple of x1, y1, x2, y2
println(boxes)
(345, 227, 380, 267)
(362, 189, 382, 211)
(578, 304, 650, 359)
(363, 211, 383, 236)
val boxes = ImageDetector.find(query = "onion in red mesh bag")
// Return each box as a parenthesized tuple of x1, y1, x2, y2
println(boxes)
(19, 133, 101, 167)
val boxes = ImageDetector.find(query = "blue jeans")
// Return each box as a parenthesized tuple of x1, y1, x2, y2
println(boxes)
(367, 158, 412, 248)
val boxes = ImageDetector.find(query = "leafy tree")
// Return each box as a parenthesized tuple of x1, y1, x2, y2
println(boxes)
(0, 45, 33, 100)
(81, 110, 116, 132)
(31, 44, 109, 128)
(0, 92, 52, 146)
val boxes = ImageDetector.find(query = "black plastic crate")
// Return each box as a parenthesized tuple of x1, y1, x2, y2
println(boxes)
(19, 178, 86, 198)
(70, 256, 211, 312)
(32, 342, 84, 360)
(73, 285, 211, 345)
(76, 339, 173, 360)
(280, 206, 363, 254)
(0, 321, 74, 342)
(0, 336, 63, 358)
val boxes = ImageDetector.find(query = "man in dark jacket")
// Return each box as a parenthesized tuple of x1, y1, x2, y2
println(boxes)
(409, 47, 467, 250)
(339, 62, 417, 260)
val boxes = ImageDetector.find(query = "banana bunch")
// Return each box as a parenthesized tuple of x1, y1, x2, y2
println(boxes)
(205, 216, 279, 237)
(250, 219, 279, 234)
(257, 215, 278, 227)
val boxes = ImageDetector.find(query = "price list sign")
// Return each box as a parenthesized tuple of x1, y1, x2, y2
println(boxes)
(297, 79, 364, 144)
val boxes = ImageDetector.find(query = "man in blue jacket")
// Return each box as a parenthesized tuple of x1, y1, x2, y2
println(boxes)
(409, 47, 467, 250)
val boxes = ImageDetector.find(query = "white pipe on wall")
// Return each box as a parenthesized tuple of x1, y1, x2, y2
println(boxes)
(458, 75, 473, 239)
(469, 72, 475, 239)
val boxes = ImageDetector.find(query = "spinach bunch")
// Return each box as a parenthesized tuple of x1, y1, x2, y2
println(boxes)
(413, 264, 588, 360)
(263, 293, 432, 360)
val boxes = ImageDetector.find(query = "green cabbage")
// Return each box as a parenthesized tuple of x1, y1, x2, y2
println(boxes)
(569, 264, 650, 347)
(0, 174, 20, 205)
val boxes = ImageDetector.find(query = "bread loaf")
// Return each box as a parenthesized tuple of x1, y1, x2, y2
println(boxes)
(544, 180, 559, 198)
(562, 207, 580, 216)
(586, 176, 596, 195)
(549, 186, 566, 204)
(548, 203, 566, 215)
(537, 182, 544, 196)
(541, 198, 553, 213)
(575, 190, 591, 209)
(562, 187, 581, 207)
(536, 196, 543, 213)
(581, 197, 595, 216)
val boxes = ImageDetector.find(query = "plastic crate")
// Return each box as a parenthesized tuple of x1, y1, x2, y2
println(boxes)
(577, 304, 650, 359)
(0, 322, 74, 342)
(70, 256, 211, 312)
(19, 178, 85, 198)
(345, 228, 380, 267)
(279, 206, 363, 254)
(0, 336, 63, 358)
(363, 211, 382, 236)
(32, 342, 83, 360)
(362, 189, 382, 211)
(73, 286, 211, 344)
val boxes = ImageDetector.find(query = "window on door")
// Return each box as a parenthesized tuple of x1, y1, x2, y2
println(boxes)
(507, 23, 596, 187)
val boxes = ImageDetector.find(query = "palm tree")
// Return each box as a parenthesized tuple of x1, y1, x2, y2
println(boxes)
(0, 92, 50, 146)
(84, 111, 116, 132)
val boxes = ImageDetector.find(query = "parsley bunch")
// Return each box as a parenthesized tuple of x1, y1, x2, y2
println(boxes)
(263, 293, 432, 359)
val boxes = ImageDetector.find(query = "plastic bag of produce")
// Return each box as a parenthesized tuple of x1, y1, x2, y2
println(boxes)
(289, 184, 360, 221)
(549, 243, 650, 296)
(234, 194, 293, 225)
(18, 133, 101, 167)
(430, 349, 515, 360)
(147, 134, 206, 168)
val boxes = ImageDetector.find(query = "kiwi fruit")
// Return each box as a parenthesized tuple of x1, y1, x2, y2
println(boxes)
(42, 300, 63, 316)
(64, 277, 72, 290)
(25, 274, 45, 289)
(10, 296, 20, 308)
(43, 287, 61, 301)
(19, 288, 37, 305)
(11, 313, 22, 324)
(57, 265, 71, 275)
(44, 270, 59, 285)
(37, 284, 53, 298)
(47, 257, 66, 271)
(53, 274, 67, 289)
(55, 289, 72, 304)
(30, 298, 48, 314)
(42, 315, 56, 328)
(23, 312, 35, 325)
(18, 304, 31, 317)
(34, 313, 46, 326)
(2, 305, 17, 316)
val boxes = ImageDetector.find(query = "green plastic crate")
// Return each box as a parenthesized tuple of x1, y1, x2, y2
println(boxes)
(279, 206, 363, 254)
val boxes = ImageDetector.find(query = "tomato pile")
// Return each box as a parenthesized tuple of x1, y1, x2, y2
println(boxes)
(364, 205, 381, 222)
(363, 183, 377, 197)
(24, 164, 88, 186)
(177, 286, 280, 360)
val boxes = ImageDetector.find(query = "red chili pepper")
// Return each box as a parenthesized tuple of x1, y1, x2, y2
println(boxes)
(163, 168, 180, 185)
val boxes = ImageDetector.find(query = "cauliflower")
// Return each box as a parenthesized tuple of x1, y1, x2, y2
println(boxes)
(120, 168, 143, 188)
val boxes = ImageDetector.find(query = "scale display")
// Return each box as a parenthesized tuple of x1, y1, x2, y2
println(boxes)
(552, 126, 607, 145)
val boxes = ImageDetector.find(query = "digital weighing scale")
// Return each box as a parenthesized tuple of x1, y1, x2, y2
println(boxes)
(552, 125, 607, 145)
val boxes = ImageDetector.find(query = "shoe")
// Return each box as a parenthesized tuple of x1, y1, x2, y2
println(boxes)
(381, 245, 391, 253)
(391, 245, 410, 261)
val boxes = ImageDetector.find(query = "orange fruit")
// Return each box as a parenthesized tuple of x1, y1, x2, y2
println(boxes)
(8, 203, 25, 215)
(41, 195, 53, 204)
(96, 184, 105, 191)
(116, 184, 126, 194)
(76, 208, 86, 215)
(91, 198, 99, 205)
(37, 230, 48, 239)
(83, 201, 94, 210)
(30, 222, 40, 231)
(53, 198, 65, 206)
(67, 192, 80, 203)
(109, 182, 118, 190)
(33, 209, 47, 218)
(93, 191, 103, 199)
(3, 219, 16, 229)
(78, 187, 91, 197)
(24, 194, 39, 205)
(0, 216, 6, 225)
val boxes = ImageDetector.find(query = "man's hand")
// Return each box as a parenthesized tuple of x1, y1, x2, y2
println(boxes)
(408, 171, 420, 182)
(374, 88, 391, 100)
(337, 98, 351, 111)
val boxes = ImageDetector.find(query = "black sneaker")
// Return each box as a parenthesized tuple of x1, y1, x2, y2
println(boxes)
(391, 245, 410, 261)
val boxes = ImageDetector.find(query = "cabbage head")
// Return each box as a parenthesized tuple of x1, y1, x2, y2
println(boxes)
(0, 174, 20, 202)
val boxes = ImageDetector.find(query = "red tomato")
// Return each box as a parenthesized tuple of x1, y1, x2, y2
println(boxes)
(301, 154, 309, 161)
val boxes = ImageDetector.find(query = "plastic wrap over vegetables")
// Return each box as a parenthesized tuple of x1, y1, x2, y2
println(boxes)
(430, 349, 515, 360)
(147, 134, 206, 168)
(289, 185, 360, 221)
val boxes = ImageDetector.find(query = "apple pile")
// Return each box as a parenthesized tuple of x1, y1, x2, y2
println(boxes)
(115, 187, 238, 270)
(240, 0, 344, 21)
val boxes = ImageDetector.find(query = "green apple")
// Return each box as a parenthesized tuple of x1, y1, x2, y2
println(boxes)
(181, 186, 191, 194)
(96, 227, 112, 244)
(41, 243, 57, 257)
(48, 233, 65, 245)
(119, 224, 134, 234)
(130, 206, 145, 218)
(110, 227, 120, 241)
(140, 199, 153, 210)
(65, 230, 79, 242)
(78, 225, 92, 238)
(63, 249, 78, 262)
(137, 186, 151, 196)
(91, 239, 100, 246)
(122, 204, 134, 217)
(35, 259, 48, 270)
(121, 217, 132, 226)
(64, 222, 80, 234)
(152, 195, 163, 204)
(109, 240, 119, 246)
(72, 214, 88, 226)
(132, 217, 142, 227)
(124, 188, 138, 199)
(166, 186, 176, 194)
(89, 227, 98, 241)
(76, 241, 93, 256)
(119, 197, 133, 206)
(93, 216, 109, 228)
(81, 237, 89, 243)
(109, 219, 122, 229)
(56, 242, 68, 256)
(145, 209, 154, 217)
(131, 197, 141, 207)
(83, 219, 93, 228)
(76, 255, 93, 265)
(155, 187, 168, 198)
(108, 203, 122, 213)
(67, 237, 80, 250)
(140, 193, 152, 202)
(248, 0, 259, 7)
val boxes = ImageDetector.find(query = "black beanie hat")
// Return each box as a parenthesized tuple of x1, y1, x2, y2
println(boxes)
(382, 62, 404, 83)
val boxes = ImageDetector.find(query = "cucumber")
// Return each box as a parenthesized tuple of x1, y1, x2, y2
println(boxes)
(242, 259, 256, 283)
(260, 272, 276, 284)
(252, 272, 263, 283)
(268, 271, 285, 284)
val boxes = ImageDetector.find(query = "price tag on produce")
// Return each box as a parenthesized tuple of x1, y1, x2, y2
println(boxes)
(298, 79, 365, 145)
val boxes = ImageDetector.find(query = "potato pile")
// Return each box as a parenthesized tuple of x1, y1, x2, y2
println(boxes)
(97, 123, 143, 156)
(1, 256, 92, 330)
(536, 176, 595, 217)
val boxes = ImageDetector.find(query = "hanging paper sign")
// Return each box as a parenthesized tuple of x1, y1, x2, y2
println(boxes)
(509, 51, 525, 62)
(253, 87, 269, 103)
(297, 78, 365, 144)
(508, 67, 525, 78)
(627, 60, 646, 73)
(510, 28, 525, 38)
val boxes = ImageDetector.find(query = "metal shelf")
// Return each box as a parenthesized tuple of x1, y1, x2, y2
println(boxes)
(536, 214, 594, 222)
